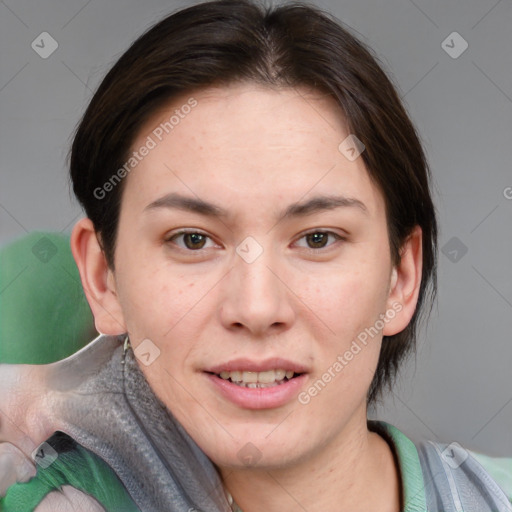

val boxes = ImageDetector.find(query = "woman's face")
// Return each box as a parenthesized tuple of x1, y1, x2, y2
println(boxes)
(105, 83, 404, 469)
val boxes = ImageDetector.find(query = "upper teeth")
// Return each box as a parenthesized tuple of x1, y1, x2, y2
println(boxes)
(219, 369, 295, 384)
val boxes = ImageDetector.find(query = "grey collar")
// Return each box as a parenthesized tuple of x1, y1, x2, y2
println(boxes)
(58, 334, 231, 512)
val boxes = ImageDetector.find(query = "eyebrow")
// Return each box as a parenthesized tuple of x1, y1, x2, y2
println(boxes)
(143, 192, 368, 221)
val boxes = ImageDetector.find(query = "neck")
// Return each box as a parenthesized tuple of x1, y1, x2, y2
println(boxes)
(220, 413, 401, 512)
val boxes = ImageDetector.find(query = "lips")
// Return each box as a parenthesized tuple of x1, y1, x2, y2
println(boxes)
(204, 357, 309, 409)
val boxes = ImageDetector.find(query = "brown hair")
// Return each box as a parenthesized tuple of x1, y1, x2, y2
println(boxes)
(69, 0, 438, 405)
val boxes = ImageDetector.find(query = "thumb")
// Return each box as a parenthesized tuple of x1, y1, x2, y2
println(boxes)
(0, 442, 37, 497)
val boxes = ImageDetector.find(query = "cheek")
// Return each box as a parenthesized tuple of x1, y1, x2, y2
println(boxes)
(116, 258, 220, 380)
(306, 261, 389, 335)
(301, 270, 386, 406)
(115, 257, 192, 339)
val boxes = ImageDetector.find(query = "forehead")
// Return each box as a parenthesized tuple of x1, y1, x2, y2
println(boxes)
(124, 83, 384, 218)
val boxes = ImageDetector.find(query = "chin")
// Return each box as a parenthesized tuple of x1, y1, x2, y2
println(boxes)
(196, 427, 312, 472)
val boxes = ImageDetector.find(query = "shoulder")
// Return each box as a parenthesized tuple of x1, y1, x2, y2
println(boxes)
(468, 449, 512, 501)
(415, 439, 512, 512)
(369, 420, 511, 512)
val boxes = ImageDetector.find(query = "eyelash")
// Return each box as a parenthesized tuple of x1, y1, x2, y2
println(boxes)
(164, 229, 345, 254)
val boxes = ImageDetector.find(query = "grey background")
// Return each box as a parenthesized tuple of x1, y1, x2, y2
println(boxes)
(1, 0, 511, 456)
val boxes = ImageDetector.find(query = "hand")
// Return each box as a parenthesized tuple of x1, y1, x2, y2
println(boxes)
(0, 441, 37, 497)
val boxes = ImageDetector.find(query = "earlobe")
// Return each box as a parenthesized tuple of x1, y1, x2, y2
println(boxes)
(383, 226, 423, 337)
(70, 218, 127, 335)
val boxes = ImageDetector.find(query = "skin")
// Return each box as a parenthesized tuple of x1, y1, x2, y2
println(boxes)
(71, 82, 423, 512)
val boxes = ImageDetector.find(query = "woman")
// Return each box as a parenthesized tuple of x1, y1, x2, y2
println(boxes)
(1, 0, 510, 510)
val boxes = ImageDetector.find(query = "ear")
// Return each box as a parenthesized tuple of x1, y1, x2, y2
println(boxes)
(70, 217, 126, 335)
(383, 225, 423, 336)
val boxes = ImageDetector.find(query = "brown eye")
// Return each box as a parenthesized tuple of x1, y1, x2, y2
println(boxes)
(296, 231, 343, 250)
(306, 232, 329, 248)
(166, 231, 213, 251)
(182, 233, 207, 249)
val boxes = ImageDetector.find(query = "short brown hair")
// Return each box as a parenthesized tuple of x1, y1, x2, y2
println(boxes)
(69, 0, 438, 405)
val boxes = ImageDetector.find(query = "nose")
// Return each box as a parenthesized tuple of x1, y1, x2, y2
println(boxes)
(219, 244, 295, 337)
